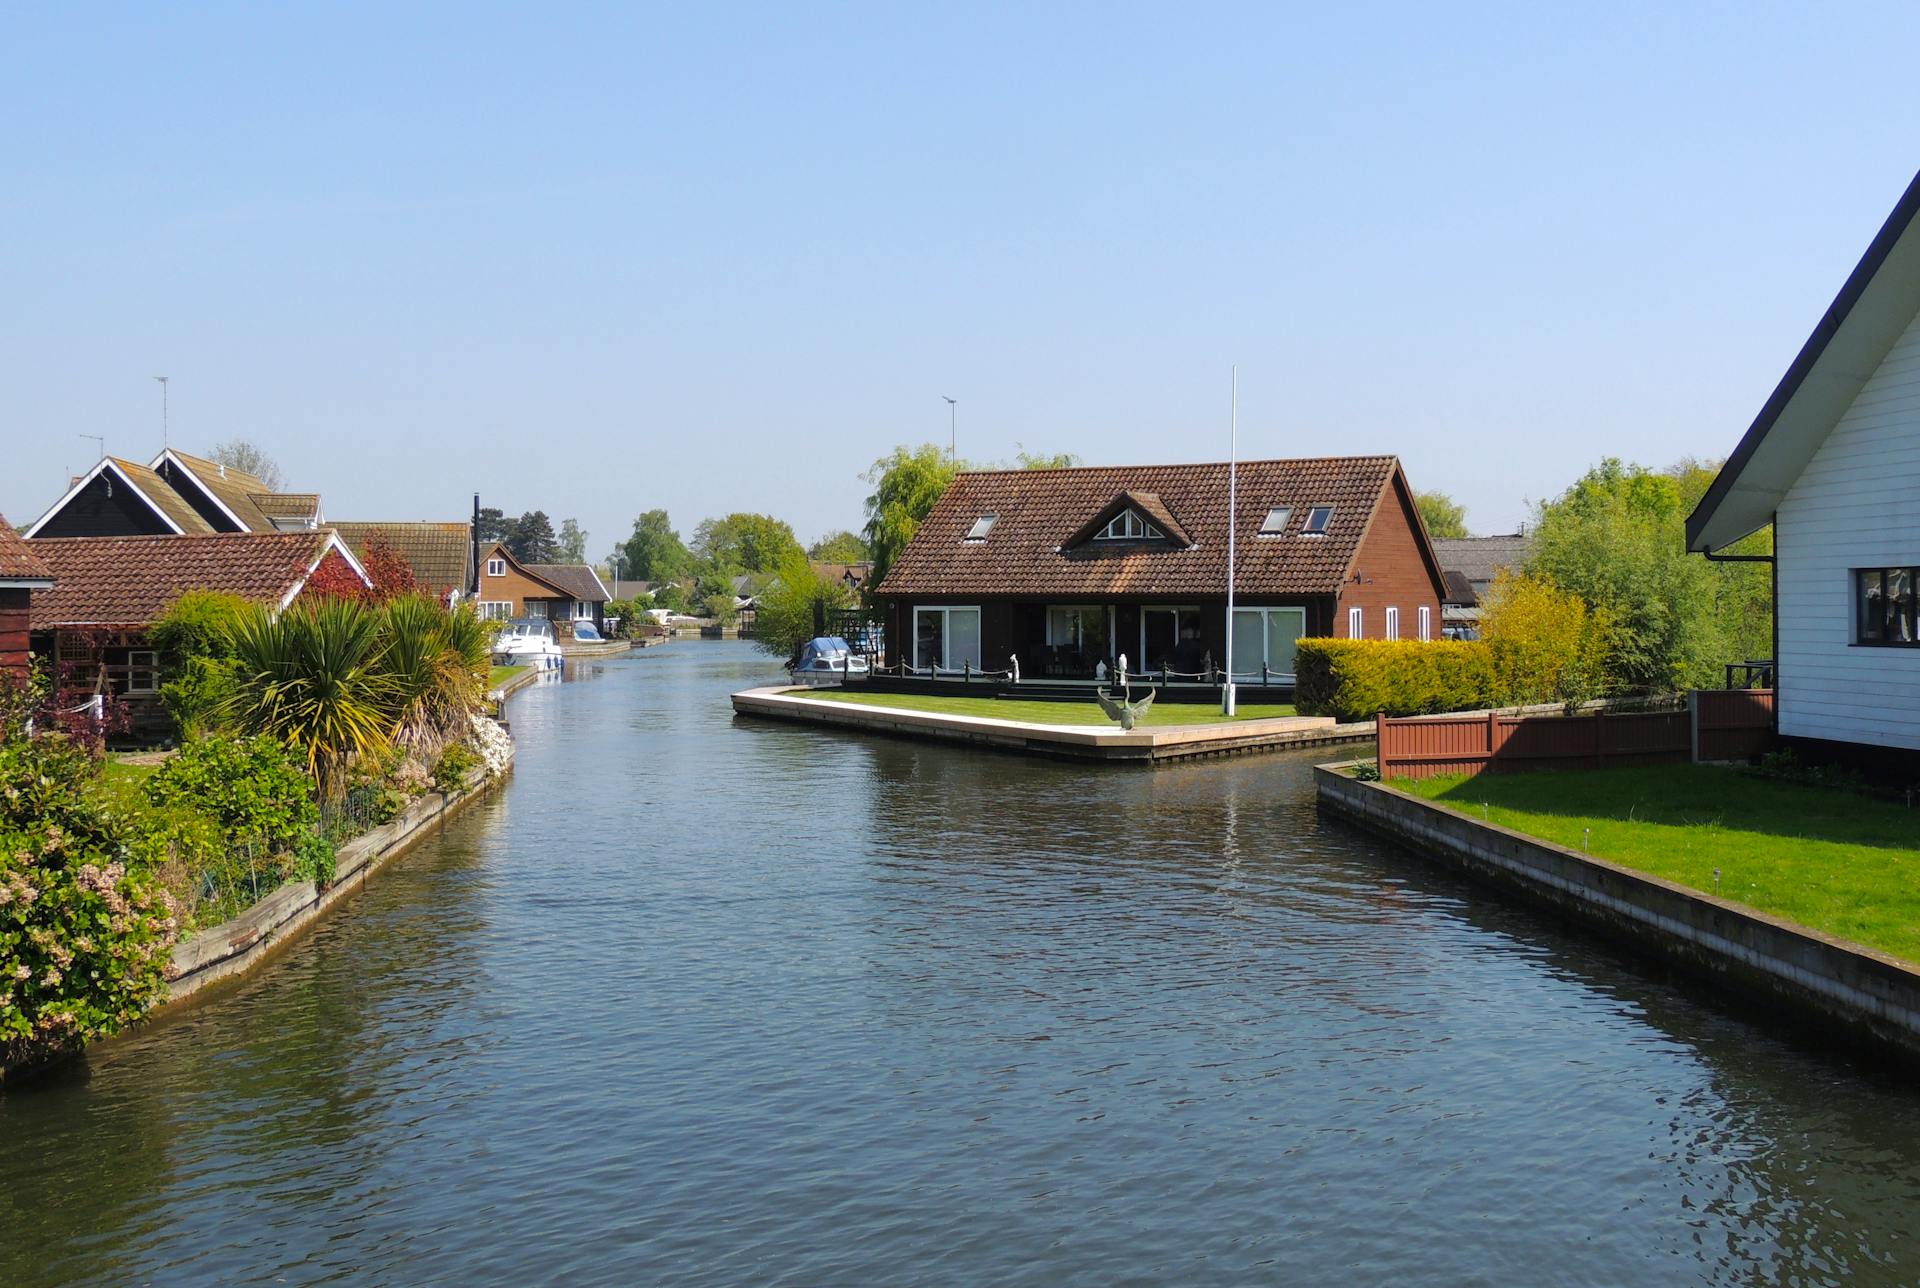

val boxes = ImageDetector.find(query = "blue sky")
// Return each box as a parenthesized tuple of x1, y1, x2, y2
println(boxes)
(4, 4, 1916, 557)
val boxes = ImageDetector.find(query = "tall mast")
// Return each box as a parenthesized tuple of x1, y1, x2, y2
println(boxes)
(1223, 366, 1238, 715)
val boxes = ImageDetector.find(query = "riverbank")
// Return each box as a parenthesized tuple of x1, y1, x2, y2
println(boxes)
(732, 683, 1371, 761)
(1316, 762, 1920, 1066)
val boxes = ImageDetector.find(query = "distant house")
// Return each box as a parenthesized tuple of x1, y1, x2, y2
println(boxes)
(1688, 169, 1920, 766)
(474, 542, 610, 631)
(811, 561, 875, 595)
(871, 456, 1446, 681)
(1431, 534, 1532, 636)
(331, 521, 475, 605)
(25, 450, 323, 538)
(0, 517, 54, 685)
(24, 530, 370, 740)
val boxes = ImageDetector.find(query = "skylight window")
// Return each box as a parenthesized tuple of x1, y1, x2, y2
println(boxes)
(964, 513, 997, 542)
(1258, 506, 1292, 536)
(1301, 505, 1334, 535)
(1098, 509, 1163, 541)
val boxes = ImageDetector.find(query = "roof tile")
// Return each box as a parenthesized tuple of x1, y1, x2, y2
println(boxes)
(26, 532, 336, 627)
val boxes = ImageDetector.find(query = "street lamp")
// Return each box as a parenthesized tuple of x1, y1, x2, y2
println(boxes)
(942, 396, 956, 462)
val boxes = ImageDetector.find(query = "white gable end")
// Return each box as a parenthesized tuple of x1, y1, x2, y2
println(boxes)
(1776, 304, 1920, 751)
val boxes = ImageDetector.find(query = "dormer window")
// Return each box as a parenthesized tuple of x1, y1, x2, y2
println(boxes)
(964, 514, 997, 542)
(1301, 505, 1334, 535)
(1098, 509, 1163, 541)
(1258, 506, 1292, 536)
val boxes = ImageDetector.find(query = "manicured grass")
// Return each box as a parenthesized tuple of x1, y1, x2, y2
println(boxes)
(794, 688, 1297, 727)
(489, 665, 529, 688)
(1398, 764, 1920, 963)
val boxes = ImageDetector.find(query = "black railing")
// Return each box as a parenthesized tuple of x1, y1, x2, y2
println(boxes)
(1723, 659, 1775, 689)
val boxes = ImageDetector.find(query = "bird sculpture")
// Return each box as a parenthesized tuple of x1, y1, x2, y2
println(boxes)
(1095, 686, 1155, 731)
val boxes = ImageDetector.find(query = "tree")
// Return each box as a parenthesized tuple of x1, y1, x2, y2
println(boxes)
(558, 518, 588, 563)
(1013, 446, 1082, 470)
(756, 550, 856, 661)
(1527, 458, 1770, 692)
(619, 510, 691, 583)
(1416, 490, 1469, 539)
(208, 440, 285, 490)
(506, 511, 560, 564)
(1478, 571, 1615, 710)
(474, 507, 511, 543)
(808, 530, 870, 563)
(691, 513, 805, 575)
(863, 444, 963, 589)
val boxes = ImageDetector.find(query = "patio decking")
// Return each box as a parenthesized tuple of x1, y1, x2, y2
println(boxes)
(730, 685, 1372, 763)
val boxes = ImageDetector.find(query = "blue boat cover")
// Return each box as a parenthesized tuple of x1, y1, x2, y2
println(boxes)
(572, 621, 604, 641)
(796, 637, 854, 669)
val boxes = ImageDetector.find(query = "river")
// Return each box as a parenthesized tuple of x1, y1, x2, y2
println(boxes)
(4, 640, 1920, 1285)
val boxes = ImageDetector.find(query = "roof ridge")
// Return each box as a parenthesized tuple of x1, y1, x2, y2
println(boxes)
(954, 454, 1398, 478)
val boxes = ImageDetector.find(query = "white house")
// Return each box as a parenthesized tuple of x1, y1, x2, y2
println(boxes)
(1688, 169, 1920, 765)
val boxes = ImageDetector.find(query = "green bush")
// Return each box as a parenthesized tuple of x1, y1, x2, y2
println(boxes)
(1294, 639, 1503, 723)
(149, 591, 250, 740)
(1, 735, 180, 1069)
(294, 830, 337, 887)
(145, 736, 318, 855)
(432, 743, 480, 794)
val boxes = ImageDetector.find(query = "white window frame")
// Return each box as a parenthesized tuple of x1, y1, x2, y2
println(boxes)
(912, 605, 983, 672)
(1302, 505, 1334, 535)
(1097, 509, 1163, 541)
(1385, 607, 1399, 641)
(1418, 605, 1431, 641)
(478, 600, 514, 621)
(1347, 606, 1363, 638)
(125, 649, 159, 694)
(964, 514, 997, 542)
(1229, 606, 1308, 680)
(486, 557, 505, 578)
(1257, 506, 1292, 536)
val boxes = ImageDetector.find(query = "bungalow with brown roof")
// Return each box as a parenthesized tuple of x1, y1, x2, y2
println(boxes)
(871, 456, 1446, 689)
(24, 450, 324, 538)
(24, 530, 369, 740)
(0, 517, 55, 686)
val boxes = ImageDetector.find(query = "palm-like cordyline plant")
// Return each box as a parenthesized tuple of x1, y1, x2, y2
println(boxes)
(221, 598, 400, 797)
(379, 596, 493, 756)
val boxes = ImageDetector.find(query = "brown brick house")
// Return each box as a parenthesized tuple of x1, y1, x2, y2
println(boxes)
(473, 542, 610, 632)
(24, 530, 370, 741)
(871, 456, 1446, 684)
(0, 517, 54, 686)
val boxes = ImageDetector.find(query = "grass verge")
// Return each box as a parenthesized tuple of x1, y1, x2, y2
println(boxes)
(489, 665, 529, 689)
(794, 688, 1298, 727)
(1398, 764, 1920, 962)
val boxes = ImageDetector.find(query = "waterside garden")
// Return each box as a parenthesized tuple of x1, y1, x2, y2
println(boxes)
(2, 592, 508, 1078)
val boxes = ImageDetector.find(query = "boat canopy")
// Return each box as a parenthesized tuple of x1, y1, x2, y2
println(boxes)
(795, 637, 855, 669)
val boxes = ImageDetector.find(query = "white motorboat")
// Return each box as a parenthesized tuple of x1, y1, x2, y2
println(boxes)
(494, 618, 565, 671)
(789, 636, 870, 687)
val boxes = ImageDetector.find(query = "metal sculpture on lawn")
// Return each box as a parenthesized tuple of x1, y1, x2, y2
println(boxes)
(1095, 652, 1155, 730)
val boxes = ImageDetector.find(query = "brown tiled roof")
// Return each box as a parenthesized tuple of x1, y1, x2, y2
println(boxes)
(25, 532, 336, 628)
(163, 450, 278, 530)
(333, 521, 472, 593)
(109, 459, 216, 534)
(811, 561, 874, 588)
(525, 563, 610, 603)
(876, 456, 1404, 598)
(252, 492, 321, 521)
(1432, 534, 1531, 590)
(0, 516, 53, 584)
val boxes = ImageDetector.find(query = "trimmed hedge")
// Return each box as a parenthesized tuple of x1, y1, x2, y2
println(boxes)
(1295, 639, 1503, 723)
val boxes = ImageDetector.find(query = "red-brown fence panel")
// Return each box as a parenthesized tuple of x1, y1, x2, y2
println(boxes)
(1695, 689, 1775, 762)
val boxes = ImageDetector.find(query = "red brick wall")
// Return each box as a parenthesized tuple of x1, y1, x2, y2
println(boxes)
(1336, 475, 1444, 640)
(0, 589, 30, 683)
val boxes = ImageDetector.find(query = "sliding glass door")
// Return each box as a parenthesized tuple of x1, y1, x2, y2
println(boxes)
(1229, 607, 1306, 679)
(914, 606, 983, 671)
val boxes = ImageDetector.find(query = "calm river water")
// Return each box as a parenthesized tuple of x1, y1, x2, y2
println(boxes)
(5, 640, 1920, 1284)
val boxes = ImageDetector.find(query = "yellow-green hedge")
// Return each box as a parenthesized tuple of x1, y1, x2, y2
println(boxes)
(1294, 639, 1505, 723)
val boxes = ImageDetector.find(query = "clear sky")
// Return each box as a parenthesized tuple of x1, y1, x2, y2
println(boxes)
(4, 4, 1917, 557)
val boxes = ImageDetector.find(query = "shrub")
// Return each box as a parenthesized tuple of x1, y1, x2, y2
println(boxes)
(1479, 572, 1616, 711)
(1294, 639, 1502, 723)
(145, 735, 318, 855)
(0, 735, 179, 1069)
(294, 830, 337, 887)
(432, 743, 480, 794)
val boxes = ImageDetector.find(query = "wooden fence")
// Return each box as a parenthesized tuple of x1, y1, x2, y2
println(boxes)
(1376, 690, 1775, 780)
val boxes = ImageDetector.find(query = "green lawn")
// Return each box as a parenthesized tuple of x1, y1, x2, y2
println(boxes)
(1398, 764, 1920, 962)
(795, 688, 1297, 727)
(489, 665, 529, 689)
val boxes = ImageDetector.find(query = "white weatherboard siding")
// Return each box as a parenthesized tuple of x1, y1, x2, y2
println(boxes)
(1776, 307, 1920, 751)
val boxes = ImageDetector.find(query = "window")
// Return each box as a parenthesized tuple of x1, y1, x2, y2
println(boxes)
(125, 650, 159, 694)
(913, 606, 982, 671)
(1258, 506, 1292, 536)
(964, 514, 997, 542)
(1302, 506, 1334, 535)
(1385, 607, 1400, 641)
(486, 558, 505, 578)
(1347, 606, 1362, 638)
(478, 600, 515, 621)
(1230, 607, 1307, 679)
(1418, 605, 1431, 641)
(1857, 567, 1918, 645)
(1098, 509, 1164, 541)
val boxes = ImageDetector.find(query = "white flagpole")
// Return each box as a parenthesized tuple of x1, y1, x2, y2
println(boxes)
(1223, 366, 1238, 715)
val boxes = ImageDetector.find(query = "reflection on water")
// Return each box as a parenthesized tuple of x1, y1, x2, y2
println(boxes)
(5, 641, 1920, 1285)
